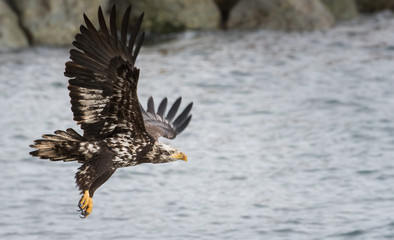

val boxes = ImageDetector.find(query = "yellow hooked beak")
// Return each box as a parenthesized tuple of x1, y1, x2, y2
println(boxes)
(171, 152, 187, 162)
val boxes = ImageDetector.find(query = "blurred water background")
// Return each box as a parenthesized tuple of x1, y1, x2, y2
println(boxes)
(1, 12, 394, 240)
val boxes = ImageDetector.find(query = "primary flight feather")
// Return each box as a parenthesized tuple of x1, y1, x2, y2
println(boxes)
(29, 5, 193, 218)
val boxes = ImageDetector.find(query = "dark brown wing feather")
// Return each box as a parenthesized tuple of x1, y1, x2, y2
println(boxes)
(140, 97, 193, 140)
(64, 5, 146, 140)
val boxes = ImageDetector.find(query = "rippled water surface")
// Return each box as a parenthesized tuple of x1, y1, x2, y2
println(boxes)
(1, 13, 394, 240)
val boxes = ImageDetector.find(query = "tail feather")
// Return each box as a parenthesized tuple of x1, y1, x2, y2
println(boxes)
(54, 129, 84, 141)
(65, 128, 85, 141)
(30, 128, 87, 162)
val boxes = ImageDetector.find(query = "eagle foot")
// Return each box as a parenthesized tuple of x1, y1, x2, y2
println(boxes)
(78, 190, 93, 218)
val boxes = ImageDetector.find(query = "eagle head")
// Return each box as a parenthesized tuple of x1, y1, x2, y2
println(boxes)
(152, 142, 187, 163)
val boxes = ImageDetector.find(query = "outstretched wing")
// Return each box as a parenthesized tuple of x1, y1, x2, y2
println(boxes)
(140, 97, 193, 140)
(64, 5, 146, 140)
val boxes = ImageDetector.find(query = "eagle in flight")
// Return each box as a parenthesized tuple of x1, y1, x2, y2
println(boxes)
(30, 5, 193, 218)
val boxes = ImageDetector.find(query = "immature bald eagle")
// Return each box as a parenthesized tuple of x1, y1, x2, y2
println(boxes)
(29, 5, 193, 218)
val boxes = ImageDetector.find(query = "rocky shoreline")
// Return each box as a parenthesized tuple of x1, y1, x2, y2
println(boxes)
(0, 0, 392, 50)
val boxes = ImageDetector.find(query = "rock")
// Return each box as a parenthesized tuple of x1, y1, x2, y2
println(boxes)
(110, 0, 221, 33)
(0, 0, 29, 50)
(12, 0, 110, 46)
(321, 0, 358, 21)
(355, 0, 394, 12)
(213, 0, 240, 29)
(227, 0, 335, 31)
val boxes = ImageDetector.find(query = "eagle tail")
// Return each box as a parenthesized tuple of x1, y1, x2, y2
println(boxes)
(30, 128, 87, 162)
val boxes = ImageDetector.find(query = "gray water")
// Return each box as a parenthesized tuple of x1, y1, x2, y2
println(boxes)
(1, 13, 394, 240)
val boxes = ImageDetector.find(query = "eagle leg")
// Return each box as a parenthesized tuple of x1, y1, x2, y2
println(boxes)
(75, 148, 114, 218)
(78, 190, 93, 218)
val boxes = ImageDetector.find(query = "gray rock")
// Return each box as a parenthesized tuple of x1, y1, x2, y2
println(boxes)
(321, 0, 358, 21)
(228, 0, 335, 31)
(110, 0, 221, 33)
(0, 0, 29, 50)
(13, 0, 110, 46)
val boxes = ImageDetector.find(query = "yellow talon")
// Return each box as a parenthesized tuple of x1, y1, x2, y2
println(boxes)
(81, 199, 89, 210)
(86, 198, 93, 215)
(78, 190, 93, 218)
(79, 190, 89, 206)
